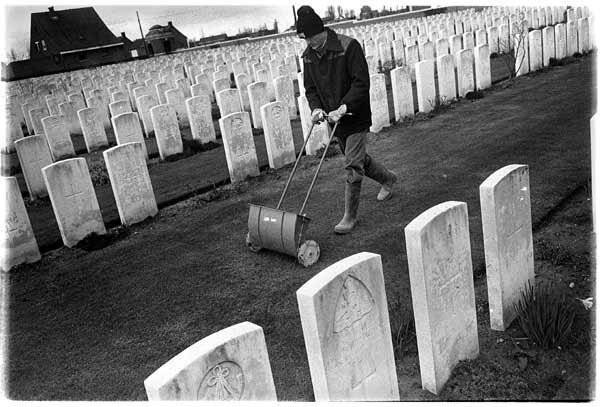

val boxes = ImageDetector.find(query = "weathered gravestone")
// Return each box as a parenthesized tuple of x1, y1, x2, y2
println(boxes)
(29, 106, 50, 136)
(86, 95, 111, 130)
(155, 82, 170, 105)
(297, 94, 330, 156)
(404, 201, 479, 395)
(42, 158, 106, 247)
(15, 135, 52, 199)
(480, 164, 534, 331)
(247, 82, 269, 129)
(103, 142, 158, 226)
(415, 60, 436, 113)
(218, 112, 260, 182)
(456, 48, 475, 97)
(109, 100, 132, 117)
(528, 30, 543, 72)
(186, 95, 217, 144)
(151, 105, 183, 160)
(404, 44, 419, 81)
(274, 75, 298, 120)
(369, 74, 390, 133)
(216, 88, 243, 118)
(59, 101, 82, 135)
(78, 107, 109, 153)
(21, 102, 35, 135)
(474, 44, 492, 90)
(542, 26, 555, 66)
(136, 94, 158, 137)
(163, 88, 188, 128)
(194, 74, 214, 102)
(1, 176, 41, 272)
(515, 25, 530, 77)
(112, 112, 148, 159)
(68, 92, 86, 111)
(144, 322, 277, 401)
(577, 17, 590, 53)
(41, 115, 76, 161)
(296, 252, 399, 401)
(390, 66, 415, 121)
(487, 26, 499, 54)
(437, 54, 457, 103)
(554, 23, 567, 59)
(566, 20, 578, 56)
(3, 109, 23, 153)
(260, 101, 295, 169)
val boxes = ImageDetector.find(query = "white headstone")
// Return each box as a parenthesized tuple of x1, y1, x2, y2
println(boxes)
(577, 17, 590, 53)
(1, 176, 41, 271)
(75, 107, 108, 153)
(144, 322, 277, 401)
(112, 112, 148, 159)
(15, 135, 52, 199)
(165, 88, 190, 128)
(369, 74, 390, 133)
(296, 252, 400, 401)
(480, 164, 534, 331)
(260, 101, 295, 169)
(247, 82, 269, 129)
(42, 158, 106, 247)
(554, 23, 567, 59)
(41, 115, 76, 161)
(216, 88, 243, 118)
(103, 142, 158, 226)
(59, 101, 82, 135)
(29, 106, 49, 136)
(404, 201, 479, 395)
(415, 60, 436, 113)
(436, 54, 457, 103)
(218, 112, 260, 182)
(456, 48, 475, 97)
(194, 74, 214, 102)
(404, 45, 419, 81)
(274, 75, 298, 120)
(297, 95, 330, 156)
(136, 94, 158, 137)
(109, 100, 133, 117)
(390, 66, 414, 121)
(542, 26, 556, 66)
(528, 30, 543, 71)
(474, 44, 492, 90)
(186, 95, 217, 144)
(151, 105, 183, 160)
(499, 24, 510, 54)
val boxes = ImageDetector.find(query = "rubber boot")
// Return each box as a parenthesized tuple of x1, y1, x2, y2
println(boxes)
(364, 157, 397, 201)
(334, 181, 361, 234)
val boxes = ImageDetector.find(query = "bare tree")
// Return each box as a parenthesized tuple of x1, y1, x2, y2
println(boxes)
(498, 13, 528, 81)
(336, 5, 344, 20)
(325, 5, 335, 20)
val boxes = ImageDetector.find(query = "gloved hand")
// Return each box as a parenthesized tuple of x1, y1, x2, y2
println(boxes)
(311, 108, 326, 123)
(327, 104, 347, 123)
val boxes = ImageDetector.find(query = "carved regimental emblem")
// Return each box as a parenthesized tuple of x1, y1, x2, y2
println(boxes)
(332, 275, 378, 389)
(197, 361, 245, 401)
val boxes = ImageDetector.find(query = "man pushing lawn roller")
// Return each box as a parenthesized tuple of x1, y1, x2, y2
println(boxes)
(297, 5, 398, 234)
(246, 6, 397, 266)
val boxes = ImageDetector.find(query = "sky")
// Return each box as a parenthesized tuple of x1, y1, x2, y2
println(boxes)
(2, 0, 416, 59)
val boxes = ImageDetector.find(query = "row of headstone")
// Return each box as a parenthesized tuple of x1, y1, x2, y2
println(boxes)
(1, 141, 159, 271)
(141, 162, 535, 399)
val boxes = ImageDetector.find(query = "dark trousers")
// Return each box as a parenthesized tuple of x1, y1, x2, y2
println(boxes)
(337, 131, 369, 184)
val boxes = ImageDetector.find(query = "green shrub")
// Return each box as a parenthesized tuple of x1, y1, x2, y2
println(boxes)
(513, 281, 576, 349)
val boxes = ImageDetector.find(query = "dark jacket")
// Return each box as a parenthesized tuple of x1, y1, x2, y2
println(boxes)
(302, 28, 371, 140)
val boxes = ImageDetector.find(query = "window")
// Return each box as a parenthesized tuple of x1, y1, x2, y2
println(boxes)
(41, 40, 47, 51)
(34, 41, 40, 52)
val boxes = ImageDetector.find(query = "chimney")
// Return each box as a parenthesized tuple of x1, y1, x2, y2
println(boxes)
(168, 21, 173, 27)
(121, 32, 126, 38)
(48, 6, 54, 12)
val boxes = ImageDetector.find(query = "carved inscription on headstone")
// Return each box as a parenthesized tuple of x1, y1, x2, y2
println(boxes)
(197, 361, 245, 400)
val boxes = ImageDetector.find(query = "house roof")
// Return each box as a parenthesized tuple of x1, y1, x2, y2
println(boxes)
(30, 7, 122, 55)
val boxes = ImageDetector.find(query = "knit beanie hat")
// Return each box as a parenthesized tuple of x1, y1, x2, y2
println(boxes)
(296, 5, 324, 37)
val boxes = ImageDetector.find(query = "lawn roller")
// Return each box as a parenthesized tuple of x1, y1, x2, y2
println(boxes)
(246, 116, 344, 267)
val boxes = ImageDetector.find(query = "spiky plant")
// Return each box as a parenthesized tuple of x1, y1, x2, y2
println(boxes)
(513, 281, 576, 349)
